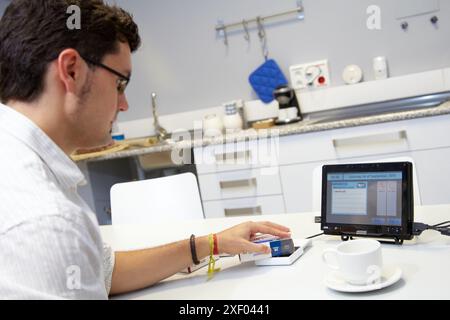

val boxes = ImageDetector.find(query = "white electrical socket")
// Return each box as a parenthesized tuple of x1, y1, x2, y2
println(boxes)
(289, 60, 330, 90)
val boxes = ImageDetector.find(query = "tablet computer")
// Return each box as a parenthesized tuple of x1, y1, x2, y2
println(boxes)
(321, 162, 414, 244)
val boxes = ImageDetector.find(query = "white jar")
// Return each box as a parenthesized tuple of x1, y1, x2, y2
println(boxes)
(203, 114, 223, 137)
(222, 102, 243, 133)
(223, 113, 243, 133)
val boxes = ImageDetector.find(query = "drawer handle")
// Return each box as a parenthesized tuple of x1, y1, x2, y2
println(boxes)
(333, 130, 407, 148)
(219, 178, 257, 190)
(224, 206, 262, 217)
(215, 150, 251, 164)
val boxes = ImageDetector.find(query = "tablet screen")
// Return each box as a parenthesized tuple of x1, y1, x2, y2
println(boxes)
(325, 171, 403, 226)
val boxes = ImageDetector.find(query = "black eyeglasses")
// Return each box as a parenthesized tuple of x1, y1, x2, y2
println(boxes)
(82, 56, 130, 94)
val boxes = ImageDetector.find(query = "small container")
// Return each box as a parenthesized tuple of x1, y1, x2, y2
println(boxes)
(373, 56, 389, 80)
(111, 121, 125, 141)
(203, 114, 224, 137)
(222, 101, 243, 133)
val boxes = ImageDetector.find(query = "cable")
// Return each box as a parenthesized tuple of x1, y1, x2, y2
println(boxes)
(413, 222, 450, 237)
(432, 221, 450, 228)
(306, 232, 324, 239)
(412, 222, 429, 235)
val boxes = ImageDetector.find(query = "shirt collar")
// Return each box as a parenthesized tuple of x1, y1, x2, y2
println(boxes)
(0, 103, 86, 190)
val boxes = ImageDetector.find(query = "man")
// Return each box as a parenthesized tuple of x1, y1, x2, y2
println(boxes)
(0, 0, 290, 299)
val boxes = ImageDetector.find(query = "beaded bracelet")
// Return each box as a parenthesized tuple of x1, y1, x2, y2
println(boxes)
(190, 234, 200, 265)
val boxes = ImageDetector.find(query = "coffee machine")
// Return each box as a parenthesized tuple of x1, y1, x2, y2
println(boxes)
(273, 85, 302, 125)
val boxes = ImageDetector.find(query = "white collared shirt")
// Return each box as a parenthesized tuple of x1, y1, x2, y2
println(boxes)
(0, 103, 114, 299)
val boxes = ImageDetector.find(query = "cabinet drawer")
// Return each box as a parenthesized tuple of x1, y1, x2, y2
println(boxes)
(194, 137, 279, 174)
(280, 161, 324, 214)
(279, 125, 411, 165)
(329, 126, 410, 159)
(402, 114, 450, 150)
(327, 115, 450, 159)
(198, 168, 282, 201)
(279, 132, 336, 165)
(203, 195, 285, 219)
(279, 114, 450, 165)
(413, 147, 450, 205)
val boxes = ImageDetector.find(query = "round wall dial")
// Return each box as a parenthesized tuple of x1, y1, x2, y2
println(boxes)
(342, 65, 363, 84)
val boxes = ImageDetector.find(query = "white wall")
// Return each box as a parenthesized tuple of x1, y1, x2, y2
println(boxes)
(108, 0, 450, 122)
(3, 0, 449, 121)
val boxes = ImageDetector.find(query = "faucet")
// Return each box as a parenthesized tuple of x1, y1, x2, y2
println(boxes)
(151, 92, 169, 141)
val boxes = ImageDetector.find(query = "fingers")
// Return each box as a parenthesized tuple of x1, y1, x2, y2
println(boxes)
(245, 242, 271, 254)
(259, 221, 290, 232)
(250, 222, 291, 239)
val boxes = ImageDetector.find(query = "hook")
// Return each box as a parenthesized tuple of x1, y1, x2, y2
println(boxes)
(296, 0, 305, 20)
(217, 20, 228, 46)
(222, 26, 228, 46)
(242, 19, 250, 42)
(256, 16, 269, 60)
(401, 21, 408, 30)
(430, 15, 438, 24)
(256, 16, 266, 39)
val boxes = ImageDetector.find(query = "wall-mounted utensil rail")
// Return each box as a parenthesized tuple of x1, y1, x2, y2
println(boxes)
(215, 6, 304, 32)
(215, 3, 304, 46)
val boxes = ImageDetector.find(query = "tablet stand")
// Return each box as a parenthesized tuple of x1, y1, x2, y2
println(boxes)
(340, 234, 404, 245)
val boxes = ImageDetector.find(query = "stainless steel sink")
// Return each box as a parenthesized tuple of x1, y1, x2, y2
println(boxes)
(129, 133, 192, 171)
(137, 150, 177, 170)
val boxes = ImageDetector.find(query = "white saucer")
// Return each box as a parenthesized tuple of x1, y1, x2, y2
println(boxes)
(324, 265, 402, 293)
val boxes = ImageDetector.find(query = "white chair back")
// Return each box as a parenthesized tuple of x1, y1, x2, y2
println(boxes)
(111, 172, 204, 225)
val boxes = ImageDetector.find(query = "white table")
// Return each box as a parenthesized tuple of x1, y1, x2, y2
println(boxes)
(100, 204, 450, 300)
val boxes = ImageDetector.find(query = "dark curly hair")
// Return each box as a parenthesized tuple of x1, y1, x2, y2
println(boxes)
(0, 0, 141, 103)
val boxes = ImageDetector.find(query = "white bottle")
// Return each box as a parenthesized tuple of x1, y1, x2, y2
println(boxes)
(111, 121, 125, 141)
(222, 101, 243, 133)
(373, 56, 388, 80)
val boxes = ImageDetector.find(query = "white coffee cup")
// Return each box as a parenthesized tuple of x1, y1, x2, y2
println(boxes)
(322, 239, 383, 285)
(286, 107, 298, 119)
(278, 107, 298, 121)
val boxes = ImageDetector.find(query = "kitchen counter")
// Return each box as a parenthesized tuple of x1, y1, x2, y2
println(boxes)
(81, 101, 450, 163)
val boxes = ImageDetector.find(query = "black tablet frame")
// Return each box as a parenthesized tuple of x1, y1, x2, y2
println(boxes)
(320, 162, 414, 244)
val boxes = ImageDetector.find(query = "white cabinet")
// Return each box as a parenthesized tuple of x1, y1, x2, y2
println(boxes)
(198, 167, 282, 201)
(195, 114, 450, 218)
(195, 138, 284, 219)
(279, 115, 450, 213)
(279, 114, 450, 164)
(278, 131, 335, 165)
(194, 138, 279, 174)
(280, 161, 324, 213)
(413, 147, 450, 205)
(202, 195, 285, 219)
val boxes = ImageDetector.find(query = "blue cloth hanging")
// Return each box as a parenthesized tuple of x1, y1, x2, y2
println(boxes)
(248, 59, 288, 103)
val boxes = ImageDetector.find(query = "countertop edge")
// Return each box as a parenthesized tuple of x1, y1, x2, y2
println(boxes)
(80, 103, 450, 163)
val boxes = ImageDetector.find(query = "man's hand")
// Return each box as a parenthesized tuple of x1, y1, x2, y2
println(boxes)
(216, 221, 291, 255)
